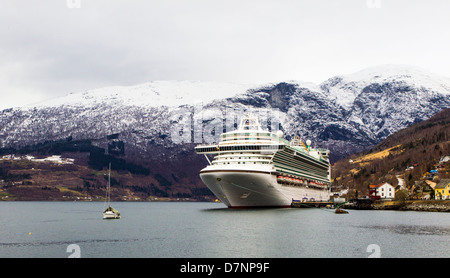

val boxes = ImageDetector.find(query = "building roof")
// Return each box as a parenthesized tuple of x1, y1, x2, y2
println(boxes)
(369, 182, 394, 188)
(435, 179, 450, 189)
(425, 180, 437, 189)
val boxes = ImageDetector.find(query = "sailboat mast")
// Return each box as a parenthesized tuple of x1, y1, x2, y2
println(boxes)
(108, 162, 111, 207)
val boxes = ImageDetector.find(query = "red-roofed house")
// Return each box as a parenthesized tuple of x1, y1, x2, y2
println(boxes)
(369, 182, 395, 200)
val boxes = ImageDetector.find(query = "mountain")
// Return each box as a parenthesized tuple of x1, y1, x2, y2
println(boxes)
(331, 107, 450, 198)
(1, 64, 450, 200)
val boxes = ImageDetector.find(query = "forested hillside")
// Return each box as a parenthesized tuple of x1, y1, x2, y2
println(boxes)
(332, 108, 450, 197)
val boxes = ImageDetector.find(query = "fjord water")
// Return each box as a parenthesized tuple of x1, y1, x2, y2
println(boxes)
(0, 202, 448, 258)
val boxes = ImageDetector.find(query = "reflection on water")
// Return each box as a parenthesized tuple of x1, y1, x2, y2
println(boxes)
(365, 225, 450, 236)
(0, 238, 144, 248)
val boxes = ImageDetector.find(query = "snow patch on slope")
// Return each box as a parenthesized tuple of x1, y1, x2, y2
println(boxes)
(322, 64, 450, 107)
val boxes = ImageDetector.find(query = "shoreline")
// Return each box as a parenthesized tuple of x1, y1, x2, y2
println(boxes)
(2, 198, 450, 212)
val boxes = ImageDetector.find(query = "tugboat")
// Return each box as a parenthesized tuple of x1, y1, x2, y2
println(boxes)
(334, 207, 349, 214)
(334, 202, 349, 214)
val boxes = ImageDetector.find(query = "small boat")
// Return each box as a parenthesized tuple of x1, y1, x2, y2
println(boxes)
(103, 163, 120, 219)
(103, 206, 121, 219)
(335, 208, 349, 214)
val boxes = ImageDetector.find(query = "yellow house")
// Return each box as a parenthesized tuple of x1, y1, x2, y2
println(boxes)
(435, 179, 450, 200)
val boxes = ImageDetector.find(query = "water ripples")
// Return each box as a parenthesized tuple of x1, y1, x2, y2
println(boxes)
(364, 224, 450, 236)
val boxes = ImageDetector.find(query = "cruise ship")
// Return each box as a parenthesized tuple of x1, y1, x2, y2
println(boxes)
(195, 115, 331, 208)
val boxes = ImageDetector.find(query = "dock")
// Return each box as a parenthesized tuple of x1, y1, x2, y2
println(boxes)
(291, 200, 334, 208)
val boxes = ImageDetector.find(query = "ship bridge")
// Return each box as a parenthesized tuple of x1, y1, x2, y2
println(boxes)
(195, 114, 286, 155)
(195, 144, 284, 154)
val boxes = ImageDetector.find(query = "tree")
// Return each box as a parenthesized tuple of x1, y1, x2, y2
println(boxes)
(395, 189, 409, 203)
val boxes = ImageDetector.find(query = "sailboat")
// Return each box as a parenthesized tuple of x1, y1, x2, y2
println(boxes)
(103, 163, 121, 219)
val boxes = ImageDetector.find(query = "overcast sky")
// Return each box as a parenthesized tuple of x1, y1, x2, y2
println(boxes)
(1, 0, 449, 109)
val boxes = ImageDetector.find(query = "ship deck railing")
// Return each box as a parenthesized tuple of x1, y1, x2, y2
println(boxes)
(195, 144, 285, 153)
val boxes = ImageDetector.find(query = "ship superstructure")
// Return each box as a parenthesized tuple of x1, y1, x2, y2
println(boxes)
(195, 115, 331, 208)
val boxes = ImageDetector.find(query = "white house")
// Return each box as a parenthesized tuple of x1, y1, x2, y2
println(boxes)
(369, 182, 395, 200)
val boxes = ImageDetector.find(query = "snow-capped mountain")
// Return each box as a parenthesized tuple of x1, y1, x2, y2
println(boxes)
(322, 64, 450, 108)
(1, 64, 450, 166)
(31, 80, 256, 109)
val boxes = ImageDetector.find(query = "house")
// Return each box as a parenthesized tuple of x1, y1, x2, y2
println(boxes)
(369, 182, 395, 200)
(435, 179, 450, 200)
(414, 180, 436, 199)
(425, 180, 437, 190)
(439, 156, 450, 164)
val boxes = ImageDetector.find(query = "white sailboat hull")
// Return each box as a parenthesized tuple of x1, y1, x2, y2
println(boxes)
(103, 211, 120, 219)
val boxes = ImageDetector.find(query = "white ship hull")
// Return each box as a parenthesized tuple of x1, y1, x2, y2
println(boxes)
(200, 167, 329, 208)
